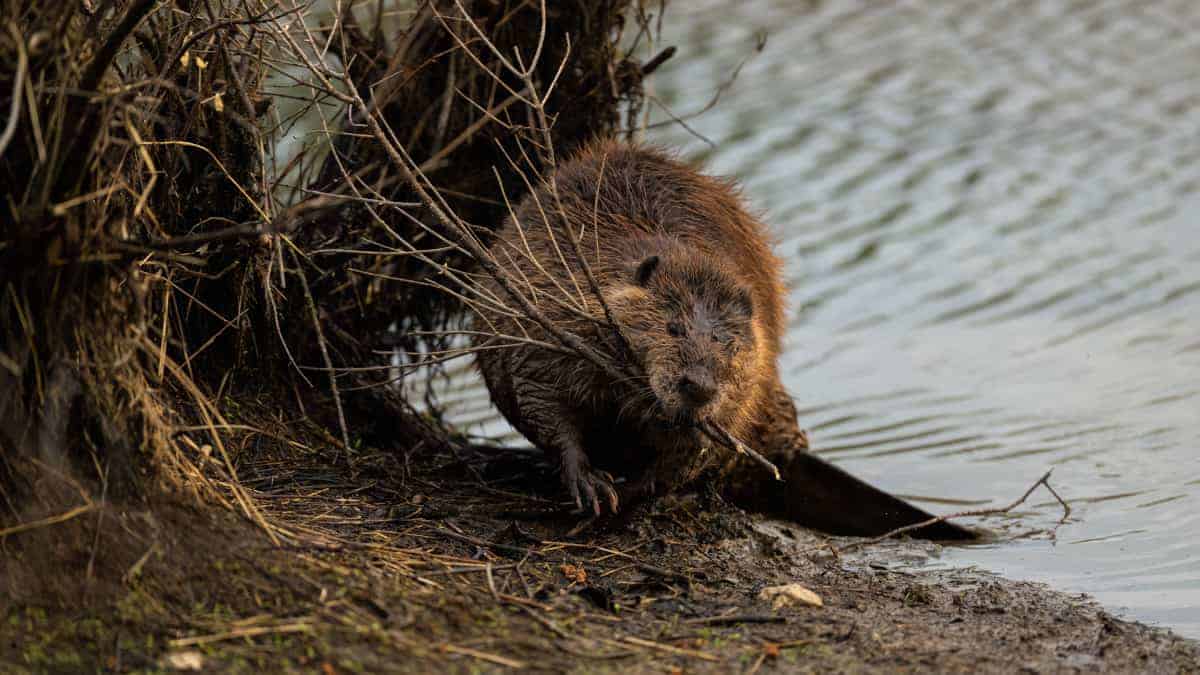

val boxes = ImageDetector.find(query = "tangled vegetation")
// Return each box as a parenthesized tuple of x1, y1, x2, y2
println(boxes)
(3, 2, 1197, 671)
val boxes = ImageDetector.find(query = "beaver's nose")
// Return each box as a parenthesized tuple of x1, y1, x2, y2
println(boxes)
(678, 370, 717, 407)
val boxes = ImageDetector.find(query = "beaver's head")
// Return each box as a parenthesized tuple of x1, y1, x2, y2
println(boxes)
(604, 243, 762, 426)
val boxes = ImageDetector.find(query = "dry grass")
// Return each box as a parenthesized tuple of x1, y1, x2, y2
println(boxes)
(0, 0, 654, 525)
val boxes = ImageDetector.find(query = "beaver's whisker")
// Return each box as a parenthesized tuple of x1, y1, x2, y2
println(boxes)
(616, 389, 656, 423)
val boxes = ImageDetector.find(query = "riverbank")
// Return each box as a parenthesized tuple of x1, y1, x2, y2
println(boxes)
(5, 443, 1196, 673)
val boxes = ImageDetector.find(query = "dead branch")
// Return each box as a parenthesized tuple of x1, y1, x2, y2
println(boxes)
(700, 420, 782, 481)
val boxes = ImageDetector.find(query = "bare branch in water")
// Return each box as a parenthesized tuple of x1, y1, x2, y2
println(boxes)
(834, 470, 1071, 553)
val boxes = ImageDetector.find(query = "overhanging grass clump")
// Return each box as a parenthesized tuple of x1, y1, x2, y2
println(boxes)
(1, 0, 648, 518)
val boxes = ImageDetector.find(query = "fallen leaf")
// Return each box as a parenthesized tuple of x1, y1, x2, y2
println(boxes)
(560, 563, 587, 584)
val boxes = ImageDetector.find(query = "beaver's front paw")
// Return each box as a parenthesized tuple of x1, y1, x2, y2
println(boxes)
(563, 451, 620, 516)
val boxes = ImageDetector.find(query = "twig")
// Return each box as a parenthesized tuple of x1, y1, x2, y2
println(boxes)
(0, 22, 28, 158)
(168, 623, 311, 648)
(699, 420, 781, 481)
(640, 45, 676, 75)
(51, 0, 157, 194)
(684, 614, 785, 626)
(635, 562, 690, 584)
(137, 140, 271, 222)
(421, 563, 519, 576)
(78, 0, 157, 94)
(0, 504, 96, 538)
(745, 650, 768, 675)
(290, 245, 353, 460)
(437, 528, 539, 559)
(643, 31, 765, 132)
(440, 644, 527, 669)
(127, 223, 264, 251)
(1042, 477, 1072, 524)
(619, 636, 719, 662)
(484, 563, 501, 603)
(507, 602, 571, 639)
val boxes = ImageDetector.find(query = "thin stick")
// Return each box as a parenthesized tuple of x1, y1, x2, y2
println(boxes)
(440, 644, 527, 669)
(0, 504, 96, 538)
(291, 245, 353, 458)
(168, 623, 312, 648)
(487, 564, 512, 607)
(1042, 477, 1073, 525)
(700, 420, 781, 481)
(0, 22, 28, 158)
(619, 636, 719, 662)
(684, 614, 785, 626)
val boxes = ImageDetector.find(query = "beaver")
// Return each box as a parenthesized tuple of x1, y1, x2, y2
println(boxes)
(471, 140, 975, 539)
(472, 140, 792, 513)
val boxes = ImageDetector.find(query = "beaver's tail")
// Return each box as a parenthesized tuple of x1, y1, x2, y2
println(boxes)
(724, 447, 977, 541)
(722, 383, 976, 541)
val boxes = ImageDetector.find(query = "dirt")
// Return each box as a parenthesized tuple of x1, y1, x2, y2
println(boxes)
(3, 432, 1197, 675)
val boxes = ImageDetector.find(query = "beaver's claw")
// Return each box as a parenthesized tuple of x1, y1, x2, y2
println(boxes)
(564, 461, 619, 516)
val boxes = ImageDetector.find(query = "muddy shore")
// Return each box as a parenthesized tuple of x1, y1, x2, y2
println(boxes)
(4, 445, 1196, 673)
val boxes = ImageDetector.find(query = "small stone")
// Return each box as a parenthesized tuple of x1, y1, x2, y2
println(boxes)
(163, 651, 204, 671)
(759, 583, 823, 609)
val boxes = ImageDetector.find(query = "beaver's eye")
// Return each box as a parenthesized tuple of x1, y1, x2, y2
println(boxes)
(667, 321, 685, 337)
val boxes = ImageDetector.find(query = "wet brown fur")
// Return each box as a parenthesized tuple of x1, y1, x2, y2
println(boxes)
(473, 140, 796, 513)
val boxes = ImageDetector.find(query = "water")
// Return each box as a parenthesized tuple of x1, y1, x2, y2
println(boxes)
(641, 0, 1200, 639)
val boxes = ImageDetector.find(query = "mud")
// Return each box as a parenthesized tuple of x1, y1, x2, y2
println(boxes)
(4, 441, 1196, 673)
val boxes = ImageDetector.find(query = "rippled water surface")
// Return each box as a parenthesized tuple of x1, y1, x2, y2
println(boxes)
(639, 0, 1200, 639)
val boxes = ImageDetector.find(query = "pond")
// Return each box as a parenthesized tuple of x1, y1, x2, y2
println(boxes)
(643, 0, 1200, 639)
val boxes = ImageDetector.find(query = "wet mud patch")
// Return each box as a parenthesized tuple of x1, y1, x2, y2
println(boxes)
(4, 442, 1196, 672)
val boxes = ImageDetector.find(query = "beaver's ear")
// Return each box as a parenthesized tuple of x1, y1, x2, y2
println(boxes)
(633, 255, 660, 286)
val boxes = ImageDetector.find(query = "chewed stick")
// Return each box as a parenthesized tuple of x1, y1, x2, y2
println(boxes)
(700, 420, 782, 481)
